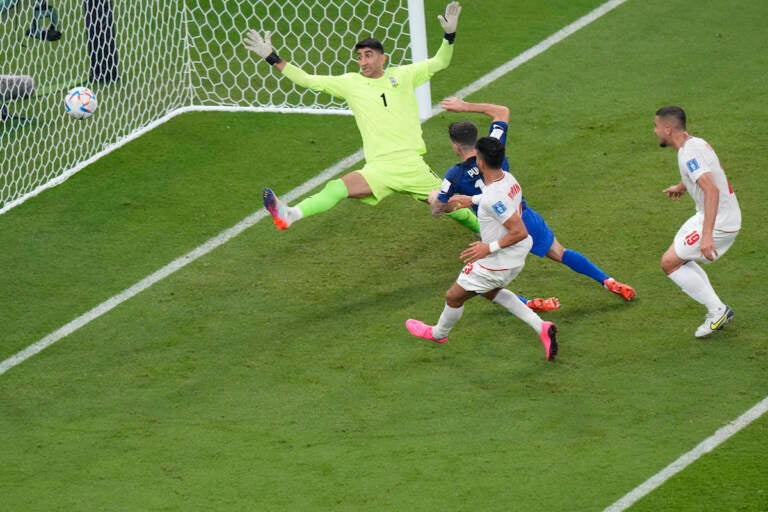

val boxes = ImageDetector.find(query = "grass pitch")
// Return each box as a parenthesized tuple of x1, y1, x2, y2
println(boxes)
(1, 0, 767, 510)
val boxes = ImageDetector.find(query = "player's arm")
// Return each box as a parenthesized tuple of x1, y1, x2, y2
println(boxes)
(425, 39, 454, 75)
(423, 2, 462, 74)
(450, 194, 475, 211)
(696, 172, 720, 261)
(497, 213, 529, 248)
(430, 190, 472, 218)
(437, 1, 461, 44)
(244, 30, 285, 68)
(461, 213, 528, 264)
(243, 29, 344, 94)
(429, 168, 466, 217)
(441, 97, 509, 124)
(663, 181, 687, 200)
(429, 193, 453, 218)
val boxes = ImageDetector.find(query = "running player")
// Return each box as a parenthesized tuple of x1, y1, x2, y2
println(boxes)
(654, 106, 741, 337)
(243, 2, 479, 233)
(406, 137, 558, 361)
(431, 97, 636, 302)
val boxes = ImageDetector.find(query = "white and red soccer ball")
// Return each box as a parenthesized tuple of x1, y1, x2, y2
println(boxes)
(64, 86, 98, 119)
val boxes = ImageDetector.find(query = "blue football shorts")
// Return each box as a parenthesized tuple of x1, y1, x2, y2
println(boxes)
(521, 204, 555, 257)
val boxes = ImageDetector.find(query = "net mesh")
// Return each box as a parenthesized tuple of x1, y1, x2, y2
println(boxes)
(0, 0, 413, 213)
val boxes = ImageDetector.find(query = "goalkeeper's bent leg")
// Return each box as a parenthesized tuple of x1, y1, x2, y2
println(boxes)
(296, 179, 349, 218)
(446, 207, 479, 233)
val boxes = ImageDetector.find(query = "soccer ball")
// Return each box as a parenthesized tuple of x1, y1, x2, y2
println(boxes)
(64, 86, 98, 120)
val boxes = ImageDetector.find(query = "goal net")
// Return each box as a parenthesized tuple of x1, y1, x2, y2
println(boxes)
(0, 0, 426, 214)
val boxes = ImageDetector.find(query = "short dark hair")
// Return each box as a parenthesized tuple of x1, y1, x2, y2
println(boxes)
(448, 121, 478, 149)
(656, 105, 687, 130)
(475, 137, 505, 169)
(354, 38, 384, 54)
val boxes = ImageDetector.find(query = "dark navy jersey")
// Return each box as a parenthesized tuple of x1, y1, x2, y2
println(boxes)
(438, 119, 549, 253)
(437, 120, 526, 212)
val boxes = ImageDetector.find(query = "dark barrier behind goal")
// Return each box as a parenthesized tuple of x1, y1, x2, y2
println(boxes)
(83, 0, 118, 83)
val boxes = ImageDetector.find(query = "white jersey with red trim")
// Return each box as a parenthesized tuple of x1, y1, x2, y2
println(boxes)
(476, 172, 530, 269)
(677, 136, 741, 232)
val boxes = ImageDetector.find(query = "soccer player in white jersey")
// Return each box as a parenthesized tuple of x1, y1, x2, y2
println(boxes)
(406, 137, 558, 361)
(431, 97, 636, 306)
(654, 106, 741, 337)
(242, 2, 479, 233)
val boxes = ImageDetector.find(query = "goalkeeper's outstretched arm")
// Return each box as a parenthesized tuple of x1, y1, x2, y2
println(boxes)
(243, 29, 342, 95)
(245, 0, 461, 72)
(243, 30, 286, 71)
(425, 2, 462, 75)
(437, 1, 461, 44)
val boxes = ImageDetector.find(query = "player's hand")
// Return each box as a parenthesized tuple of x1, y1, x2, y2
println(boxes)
(663, 183, 686, 200)
(440, 97, 467, 113)
(438, 1, 461, 34)
(451, 194, 473, 210)
(461, 241, 489, 264)
(428, 190, 450, 218)
(700, 233, 718, 261)
(244, 30, 274, 59)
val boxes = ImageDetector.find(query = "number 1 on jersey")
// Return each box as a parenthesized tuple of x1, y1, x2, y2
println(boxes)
(380, 93, 387, 107)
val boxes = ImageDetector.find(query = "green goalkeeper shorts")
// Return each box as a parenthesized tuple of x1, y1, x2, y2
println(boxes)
(357, 155, 441, 205)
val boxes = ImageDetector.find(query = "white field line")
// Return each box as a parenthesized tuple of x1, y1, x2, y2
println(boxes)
(431, 0, 631, 111)
(3, 0, 631, 376)
(0, 149, 362, 377)
(603, 395, 768, 511)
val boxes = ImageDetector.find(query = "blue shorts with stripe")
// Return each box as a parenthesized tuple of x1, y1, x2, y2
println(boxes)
(521, 204, 555, 257)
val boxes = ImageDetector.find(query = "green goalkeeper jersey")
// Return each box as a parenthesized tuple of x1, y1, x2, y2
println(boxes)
(281, 39, 454, 164)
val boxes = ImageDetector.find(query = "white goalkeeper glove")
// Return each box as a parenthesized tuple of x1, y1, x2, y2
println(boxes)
(244, 29, 282, 65)
(437, 1, 461, 38)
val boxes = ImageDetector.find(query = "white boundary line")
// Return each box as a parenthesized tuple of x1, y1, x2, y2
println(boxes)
(435, 0, 631, 111)
(0, 149, 362, 377)
(2, 0, 629, 376)
(603, 396, 768, 511)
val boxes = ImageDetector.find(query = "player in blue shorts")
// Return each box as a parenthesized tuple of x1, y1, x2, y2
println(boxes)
(430, 97, 635, 302)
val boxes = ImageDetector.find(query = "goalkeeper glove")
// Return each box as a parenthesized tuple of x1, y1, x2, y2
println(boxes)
(438, 1, 461, 43)
(244, 30, 282, 65)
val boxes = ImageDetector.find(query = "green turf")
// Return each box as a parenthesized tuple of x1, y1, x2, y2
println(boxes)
(1, 0, 767, 510)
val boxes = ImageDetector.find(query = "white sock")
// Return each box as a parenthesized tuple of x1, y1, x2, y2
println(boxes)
(492, 289, 543, 333)
(686, 260, 712, 287)
(287, 205, 303, 224)
(667, 262, 724, 314)
(432, 303, 463, 339)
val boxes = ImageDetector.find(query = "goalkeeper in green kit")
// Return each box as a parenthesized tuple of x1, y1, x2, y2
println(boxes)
(243, 2, 478, 232)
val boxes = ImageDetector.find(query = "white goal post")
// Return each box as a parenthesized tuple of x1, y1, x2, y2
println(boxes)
(0, 0, 431, 215)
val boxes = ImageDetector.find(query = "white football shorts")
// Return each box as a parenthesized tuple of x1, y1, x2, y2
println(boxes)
(673, 214, 739, 263)
(456, 245, 529, 292)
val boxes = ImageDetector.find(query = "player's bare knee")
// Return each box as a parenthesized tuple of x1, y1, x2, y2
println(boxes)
(546, 241, 565, 262)
(661, 250, 682, 275)
(445, 287, 467, 308)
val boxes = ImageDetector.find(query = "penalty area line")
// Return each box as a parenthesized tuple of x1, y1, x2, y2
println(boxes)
(0, 211, 265, 376)
(0, 151, 362, 378)
(603, 395, 768, 511)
